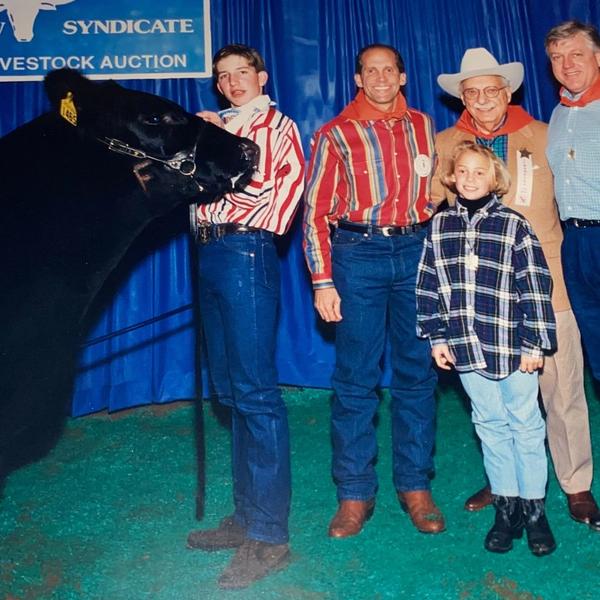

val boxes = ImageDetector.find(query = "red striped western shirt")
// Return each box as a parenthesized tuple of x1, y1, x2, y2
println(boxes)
(303, 109, 437, 288)
(196, 106, 305, 235)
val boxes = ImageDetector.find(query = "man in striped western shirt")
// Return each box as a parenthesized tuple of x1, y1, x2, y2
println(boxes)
(303, 44, 445, 538)
(186, 44, 305, 589)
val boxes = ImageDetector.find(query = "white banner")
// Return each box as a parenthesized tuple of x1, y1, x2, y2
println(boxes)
(0, 0, 212, 81)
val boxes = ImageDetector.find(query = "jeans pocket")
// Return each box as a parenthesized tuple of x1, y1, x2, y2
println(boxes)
(222, 234, 257, 257)
(332, 228, 367, 248)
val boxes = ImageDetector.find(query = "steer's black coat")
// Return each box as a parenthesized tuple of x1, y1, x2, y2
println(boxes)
(0, 70, 258, 480)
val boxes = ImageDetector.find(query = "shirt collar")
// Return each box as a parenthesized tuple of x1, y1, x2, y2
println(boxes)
(218, 94, 275, 132)
(455, 193, 500, 216)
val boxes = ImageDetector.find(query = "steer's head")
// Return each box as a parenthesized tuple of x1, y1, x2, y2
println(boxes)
(0, 0, 75, 43)
(43, 69, 259, 200)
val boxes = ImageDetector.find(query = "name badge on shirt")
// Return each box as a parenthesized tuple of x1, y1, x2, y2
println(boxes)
(465, 253, 479, 271)
(515, 148, 533, 207)
(414, 154, 432, 177)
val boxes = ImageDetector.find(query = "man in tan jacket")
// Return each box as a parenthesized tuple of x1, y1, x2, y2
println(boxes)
(433, 48, 600, 531)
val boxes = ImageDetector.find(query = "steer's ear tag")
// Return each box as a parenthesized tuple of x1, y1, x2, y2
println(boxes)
(60, 92, 78, 126)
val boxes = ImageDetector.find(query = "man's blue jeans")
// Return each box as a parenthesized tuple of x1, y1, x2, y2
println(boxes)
(197, 231, 291, 544)
(331, 227, 438, 500)
(562, 224, 600, 380)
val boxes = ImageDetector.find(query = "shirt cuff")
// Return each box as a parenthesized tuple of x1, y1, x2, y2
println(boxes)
(521, 345, 543, 359)
(430, 332, 447, 345)
(313, 279, 334, 290)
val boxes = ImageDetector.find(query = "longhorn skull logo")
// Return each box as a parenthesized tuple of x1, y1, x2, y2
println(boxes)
(0, 0, 75, 42)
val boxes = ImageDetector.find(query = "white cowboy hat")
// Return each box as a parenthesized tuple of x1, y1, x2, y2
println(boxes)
(437, 48, 524, 98)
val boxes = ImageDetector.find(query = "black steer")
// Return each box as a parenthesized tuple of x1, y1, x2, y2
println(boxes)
(0, 69, 258, 481)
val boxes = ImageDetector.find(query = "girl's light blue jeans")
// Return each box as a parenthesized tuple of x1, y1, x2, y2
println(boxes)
(459, 369, 547, 499)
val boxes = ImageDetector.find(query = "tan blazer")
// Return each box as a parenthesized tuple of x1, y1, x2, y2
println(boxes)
(431, 120, 569, 312)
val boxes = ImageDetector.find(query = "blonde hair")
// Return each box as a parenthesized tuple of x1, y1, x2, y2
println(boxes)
(442, 141, 511, 196)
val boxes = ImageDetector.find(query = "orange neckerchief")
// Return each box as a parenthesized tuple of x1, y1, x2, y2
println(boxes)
(559, 76, 600, 107)
(455, 105, 534, 139)
(340, 89, 408, 121)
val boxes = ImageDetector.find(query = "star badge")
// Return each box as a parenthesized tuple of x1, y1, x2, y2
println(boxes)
(519, 148, 532, 158)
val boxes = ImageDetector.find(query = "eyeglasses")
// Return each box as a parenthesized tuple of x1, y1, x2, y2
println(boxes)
(462, 86, 506, 100)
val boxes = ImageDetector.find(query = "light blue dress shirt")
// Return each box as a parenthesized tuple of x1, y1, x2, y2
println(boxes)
(546, 97, 600, 220)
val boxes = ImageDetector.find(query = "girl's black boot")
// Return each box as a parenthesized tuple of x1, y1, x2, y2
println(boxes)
(484, 495, 523, 553)
(520, 498, 556, 556)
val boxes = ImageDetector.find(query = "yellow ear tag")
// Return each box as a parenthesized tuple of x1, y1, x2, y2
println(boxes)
(60, 92, 78, 126)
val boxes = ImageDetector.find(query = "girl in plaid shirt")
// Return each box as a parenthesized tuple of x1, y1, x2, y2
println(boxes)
(416, 141, 557, 556)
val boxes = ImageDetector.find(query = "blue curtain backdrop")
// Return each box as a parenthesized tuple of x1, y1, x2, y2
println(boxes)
(1, 0, 598, 416)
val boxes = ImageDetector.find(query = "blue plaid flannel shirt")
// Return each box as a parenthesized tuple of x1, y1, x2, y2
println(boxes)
(416, 196, 556, 380)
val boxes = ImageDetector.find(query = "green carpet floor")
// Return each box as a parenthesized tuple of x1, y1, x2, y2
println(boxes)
(1, 376, 599, 599)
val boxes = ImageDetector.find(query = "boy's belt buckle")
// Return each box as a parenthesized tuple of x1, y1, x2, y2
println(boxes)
(198, 224, 211, 244)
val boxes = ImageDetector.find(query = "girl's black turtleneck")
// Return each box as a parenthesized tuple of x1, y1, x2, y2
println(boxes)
(456, 193, 495, 220)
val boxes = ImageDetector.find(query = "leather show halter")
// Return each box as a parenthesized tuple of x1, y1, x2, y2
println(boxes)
(99, 136, 202, 180)
(96, 135, 205, 195)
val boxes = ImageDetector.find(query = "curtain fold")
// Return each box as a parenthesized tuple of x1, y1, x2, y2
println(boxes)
(0, 0, 597, 415)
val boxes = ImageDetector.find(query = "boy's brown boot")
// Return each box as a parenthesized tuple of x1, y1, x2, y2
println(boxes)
(187, 515, 246, 551)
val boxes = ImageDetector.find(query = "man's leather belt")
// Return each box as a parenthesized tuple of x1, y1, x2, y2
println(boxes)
(565, 218, 600, 228)
(195, 222, 267, 244)
(337, 219, 430, 237)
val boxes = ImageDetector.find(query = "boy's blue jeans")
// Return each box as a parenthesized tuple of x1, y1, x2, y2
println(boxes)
(197, 231, 291, 544)
(459, 369, 547, 499)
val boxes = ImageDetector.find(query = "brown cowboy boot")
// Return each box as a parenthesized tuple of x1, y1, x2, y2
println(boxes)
(187, 515, 246, 551)
(398, 490, 446, 534)
(566, 491, 600, 531)
(328, 499, 375, 538)
(464, 485, 493, 512)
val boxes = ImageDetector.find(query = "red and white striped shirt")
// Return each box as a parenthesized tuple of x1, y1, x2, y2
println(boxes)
(303, 109, 437, 288)
(196, 101, 305, 235)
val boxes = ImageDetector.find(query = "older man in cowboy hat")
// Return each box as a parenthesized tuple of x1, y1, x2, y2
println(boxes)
(432, 48, 600, 531)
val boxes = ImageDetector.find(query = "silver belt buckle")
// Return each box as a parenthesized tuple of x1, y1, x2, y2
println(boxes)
(381, 226, 394, 237)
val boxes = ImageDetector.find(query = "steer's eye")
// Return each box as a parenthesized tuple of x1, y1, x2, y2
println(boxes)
(142, 114, 162, 125)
